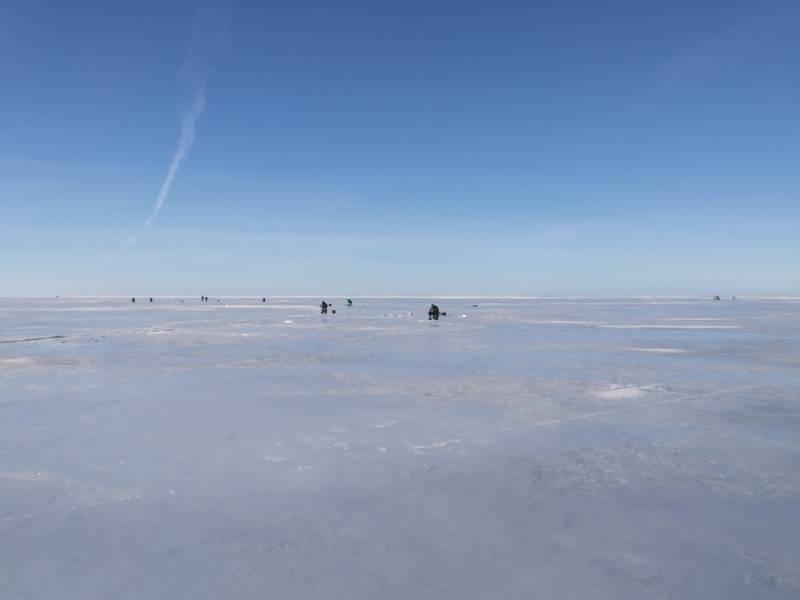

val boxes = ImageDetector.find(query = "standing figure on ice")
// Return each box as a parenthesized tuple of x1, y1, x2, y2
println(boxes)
(428, 303, 440, 320)
(320, 300, 328, 315)
(347, 298, 352, 308)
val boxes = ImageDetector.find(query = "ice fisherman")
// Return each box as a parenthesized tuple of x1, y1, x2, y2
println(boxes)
(320, 300, 328, 315)
(347, 298, 353, 308)
(428, 303, 440, 320)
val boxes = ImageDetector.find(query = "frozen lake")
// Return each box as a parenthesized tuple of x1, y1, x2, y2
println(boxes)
(1, 297, 799, 598)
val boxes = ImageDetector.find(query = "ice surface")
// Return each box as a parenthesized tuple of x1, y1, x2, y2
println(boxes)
(1, 296, 799, 599)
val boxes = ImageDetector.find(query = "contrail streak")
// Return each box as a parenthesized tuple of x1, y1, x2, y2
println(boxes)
(114, 86, 206, 254)
(146, 87, 206, 228)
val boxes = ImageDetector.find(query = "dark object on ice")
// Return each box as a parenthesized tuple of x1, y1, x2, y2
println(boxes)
(713, 295, 721, 301)
(332, 309, 336, 315)
(262, 297, 266, 303)
(149, 297, 153, 303)
(131, 297, 135, 303)
(320, 300, 328, 315)
(347, 298, 352, 307)
(441, 312, 447, 317)
(428, 304, 440, 320)
(472, 304, 478, 307)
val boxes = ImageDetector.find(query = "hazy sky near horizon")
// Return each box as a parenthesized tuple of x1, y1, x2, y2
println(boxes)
(1, 0, 798, 296)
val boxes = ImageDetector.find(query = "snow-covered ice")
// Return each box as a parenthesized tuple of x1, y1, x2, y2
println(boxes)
(1, 296, 799, 598)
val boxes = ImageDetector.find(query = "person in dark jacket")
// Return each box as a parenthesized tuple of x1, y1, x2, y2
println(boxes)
(131, 297, 135, 303)
(428, 303, 440, 320)
(320, 300, 328, 315)
(347, 298, 352, 308)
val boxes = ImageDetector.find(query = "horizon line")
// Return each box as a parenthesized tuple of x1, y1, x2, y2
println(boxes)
(1, 295, 798, 301)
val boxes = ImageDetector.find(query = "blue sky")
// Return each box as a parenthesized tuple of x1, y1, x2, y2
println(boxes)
(1, 0, 798, 296)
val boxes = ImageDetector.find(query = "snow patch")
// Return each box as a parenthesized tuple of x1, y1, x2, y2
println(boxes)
(408, 439, 461, 454)
(0, 357, 35, 366)
(261, 455, 287, 463)
(594, 385, 659, 400)
(604, 324, 741, 330)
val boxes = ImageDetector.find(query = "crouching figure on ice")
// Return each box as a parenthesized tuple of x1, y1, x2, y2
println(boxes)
(320, 300, 328, 315)
(428, 303, 440, 321)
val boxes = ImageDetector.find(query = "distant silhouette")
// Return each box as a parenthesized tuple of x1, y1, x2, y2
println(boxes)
(428, 304, 440, 320)
(320, 300, 328, 315)
(149, 297, 153, 303)
(347, 298, 352, 307)
(131, 297, 135, 303)
(262, 297, 266, 303)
